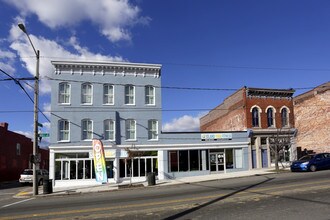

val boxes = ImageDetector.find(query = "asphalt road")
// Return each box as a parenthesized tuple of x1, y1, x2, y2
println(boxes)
(1, 170, 330, 220)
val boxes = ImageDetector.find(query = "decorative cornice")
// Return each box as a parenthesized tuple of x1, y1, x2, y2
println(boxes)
(52, 60, 162, 78)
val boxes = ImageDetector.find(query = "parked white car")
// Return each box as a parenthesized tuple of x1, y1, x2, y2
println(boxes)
(19, 169, 49, 186)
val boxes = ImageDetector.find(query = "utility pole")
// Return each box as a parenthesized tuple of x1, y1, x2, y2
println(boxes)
(18, 23, 40, 196)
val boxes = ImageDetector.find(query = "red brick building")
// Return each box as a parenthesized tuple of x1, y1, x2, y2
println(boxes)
(294, 82, 330, 153)
(200, 87, 296, 169)
(0, 122, 49, 182)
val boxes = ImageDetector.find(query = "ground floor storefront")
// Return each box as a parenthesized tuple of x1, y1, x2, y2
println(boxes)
(49, 132, 250, 188)
(50, 146, 249, 188)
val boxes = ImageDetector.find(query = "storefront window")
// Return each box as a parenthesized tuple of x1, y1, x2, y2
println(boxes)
(55, 153, 93, 181)
(133, 159, 139, 177)
(226, 149, 233, 169)
(190, 150, 199, 171)
(169, 151, 178, 172)
(119, 157, 157, 178)
(169, 150, 209, 173)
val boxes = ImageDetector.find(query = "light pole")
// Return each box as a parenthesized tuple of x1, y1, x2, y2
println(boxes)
(18, 23, 40, 196)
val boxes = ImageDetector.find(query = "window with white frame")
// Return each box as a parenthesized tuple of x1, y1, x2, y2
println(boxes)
(281, 107, 289, 127)
(58, 82, 71, 104)
(148, 119, 158, 140)
(82, 119, 93, 140)
(125, 119, 136, 140)
(125, 85, 135, 105)
(104, 119, 115, 141)
(251, 106, 260, 127)
(103, 84, 114, 105)
(81, 83, 92, 104)
(267, 107, 275, 127)
(59, 120, 70, 141)
(145, 86, 155, 105)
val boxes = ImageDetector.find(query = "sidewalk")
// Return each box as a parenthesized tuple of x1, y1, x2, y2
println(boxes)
(15, 168, 281, 198)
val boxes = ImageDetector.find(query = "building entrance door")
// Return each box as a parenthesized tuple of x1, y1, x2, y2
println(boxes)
(210, 153, 225, 172)
(106, 159, 114, 179)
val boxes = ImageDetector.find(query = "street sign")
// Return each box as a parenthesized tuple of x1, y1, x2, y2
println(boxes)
(39, 133, 50, 137)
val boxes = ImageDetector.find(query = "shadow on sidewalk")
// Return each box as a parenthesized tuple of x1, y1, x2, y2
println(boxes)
(163, 176, 274, 220)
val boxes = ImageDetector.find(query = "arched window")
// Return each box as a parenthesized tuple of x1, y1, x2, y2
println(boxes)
(58, 82, 71, 104)
(104, 119, 115, 140)
(82, 119, 93, 140)
(281, 107, 289, 127)
(81, 83, 93, 104)
(252, 107, 260, 127)
(267, 108, 274, 127)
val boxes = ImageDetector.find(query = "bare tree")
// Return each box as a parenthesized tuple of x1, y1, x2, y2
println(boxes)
(269, 129, 292, 172)
(125, 144, 143, 186)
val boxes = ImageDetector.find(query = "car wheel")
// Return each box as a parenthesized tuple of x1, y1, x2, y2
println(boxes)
(310, 165, 317, 172)
(38, 179, 43, 186)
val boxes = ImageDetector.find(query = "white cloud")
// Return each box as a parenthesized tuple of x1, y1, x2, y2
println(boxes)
(162, 114, 205, 132)
(5, 0, 149, 42)
(9, 22, 124, 94)
(42, 102, 51, 118)
(0, 50, 16, 74)
(15, 130, 33, 139)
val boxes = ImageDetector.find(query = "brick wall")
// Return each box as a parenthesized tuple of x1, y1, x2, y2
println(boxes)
(294, 87, 330, 153)
(0, 123, 49, 182)
(245, 97, 295, 129)
(200, 88, 246, 131)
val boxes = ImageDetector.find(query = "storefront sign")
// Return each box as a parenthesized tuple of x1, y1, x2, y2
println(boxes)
(92, 139, 107, 183)
(201, 133, 232, 141)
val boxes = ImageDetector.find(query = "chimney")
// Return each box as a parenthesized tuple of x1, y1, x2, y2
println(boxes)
(0, 122, 9, 130)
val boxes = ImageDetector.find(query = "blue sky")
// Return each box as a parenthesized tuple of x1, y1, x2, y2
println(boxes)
(0, 0, 329, 144)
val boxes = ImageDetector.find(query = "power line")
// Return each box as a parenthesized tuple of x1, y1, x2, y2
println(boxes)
(0, 68, 50, 122)
(19, 56, 330, 72)
(44, 76, 329, 91)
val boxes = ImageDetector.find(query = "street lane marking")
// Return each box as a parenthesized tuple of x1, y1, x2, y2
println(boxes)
(1, 179, 330, 219)
(1, 198, 35, 209)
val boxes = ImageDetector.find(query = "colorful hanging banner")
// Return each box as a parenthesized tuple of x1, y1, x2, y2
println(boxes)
(92, 139, 107, 183)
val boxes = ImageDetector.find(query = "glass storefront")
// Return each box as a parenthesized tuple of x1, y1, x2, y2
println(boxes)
(169, 150, 209, 172)
(55, 153, 95, 180)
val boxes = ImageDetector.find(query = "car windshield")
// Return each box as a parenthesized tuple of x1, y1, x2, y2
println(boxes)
(22, 170, 33, 175)
(299, 155, 315, 161)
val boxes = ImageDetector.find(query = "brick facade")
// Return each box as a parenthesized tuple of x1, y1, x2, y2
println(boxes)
(0, 122, 49, 182)
(200, 87, 295, 131)
(294, 82, 330, 153)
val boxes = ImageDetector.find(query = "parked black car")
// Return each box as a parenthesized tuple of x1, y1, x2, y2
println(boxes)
(290, 153, 330, 172)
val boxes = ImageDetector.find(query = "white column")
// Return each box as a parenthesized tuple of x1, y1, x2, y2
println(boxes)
(158, 150, 168, 180)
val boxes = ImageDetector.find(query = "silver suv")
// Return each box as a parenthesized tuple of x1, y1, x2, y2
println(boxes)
(19, 169, 49, 186)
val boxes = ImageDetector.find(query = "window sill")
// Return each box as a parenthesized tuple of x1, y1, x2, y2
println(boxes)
(58, 140, 70, 143)
(58, 103, 71, 106)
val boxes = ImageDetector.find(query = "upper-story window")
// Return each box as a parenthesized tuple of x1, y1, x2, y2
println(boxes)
(148, 119, 158, 140)
(16, 143, 21, 156)
(251, 106, 261, 127)
(145, 86, 155, 105)
(103, 84, 114, 105)
(59, 119, 70, 141)
(125, 85, 135, 105)
(281, 107, 289, 127)
(58, 82, 71, 104)
(82, 119, 93, 140)
(125, 119, 136, 140)
(104, 119, 115, 141)
(266, 107, 275, 127)
(81, 83, 93, 104)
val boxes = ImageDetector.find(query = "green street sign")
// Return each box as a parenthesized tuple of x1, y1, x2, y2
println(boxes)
(39, 133, 50, 137)
(38, 122, 43, 127)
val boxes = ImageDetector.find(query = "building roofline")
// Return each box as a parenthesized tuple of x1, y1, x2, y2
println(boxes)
(294, 81, 330, 102)
(51, 60, 162, 70)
